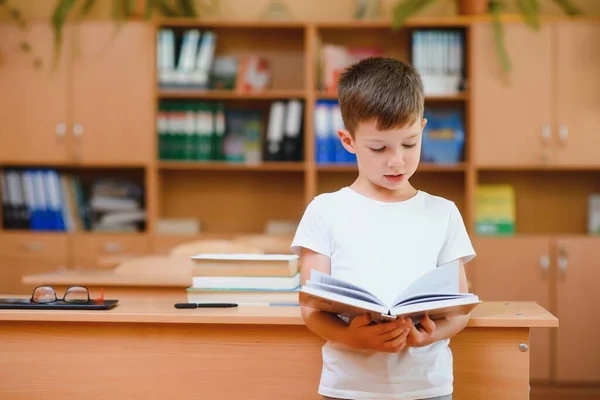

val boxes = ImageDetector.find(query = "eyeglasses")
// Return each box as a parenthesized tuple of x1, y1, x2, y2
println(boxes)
(30, 285, 103, 305)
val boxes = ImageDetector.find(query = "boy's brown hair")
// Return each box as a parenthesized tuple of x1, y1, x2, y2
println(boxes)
(337, 57, 424, 137)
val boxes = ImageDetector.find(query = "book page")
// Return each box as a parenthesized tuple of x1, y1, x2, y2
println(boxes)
(309, 270, 382, 301)
(191, 253, 297, 261)
(300, 286, 388, 317)
(396, 293, 469, 307)
(392, 259, 461, 307)
(307, 281, 385, 306)
(390, 296, 480, 320)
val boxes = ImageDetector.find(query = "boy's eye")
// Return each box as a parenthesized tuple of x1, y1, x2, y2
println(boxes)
(403, 143, 417, 149)
(369, 147, 386, 153)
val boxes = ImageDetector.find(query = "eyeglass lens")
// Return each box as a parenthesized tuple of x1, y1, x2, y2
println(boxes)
(64, 286, 89, 303)
(32, 286, 57, 303)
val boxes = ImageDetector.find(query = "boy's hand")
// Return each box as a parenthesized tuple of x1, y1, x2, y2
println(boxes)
(341, 314, 411, 353)
(406, 314, 436, 347)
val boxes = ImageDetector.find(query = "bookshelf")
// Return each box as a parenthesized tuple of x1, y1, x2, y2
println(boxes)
(2, 16, 600, 396)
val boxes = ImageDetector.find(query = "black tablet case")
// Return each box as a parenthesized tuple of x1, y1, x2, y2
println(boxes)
(0, 299, 119, 310)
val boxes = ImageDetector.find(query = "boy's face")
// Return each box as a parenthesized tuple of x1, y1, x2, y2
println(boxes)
(338, 117, 426, 193)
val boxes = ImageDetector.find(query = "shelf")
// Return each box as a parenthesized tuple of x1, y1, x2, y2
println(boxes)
(474, 233, 600, 239)
(317, 163, 466, 172)
(0, 230, 147, 236)
(315, 91, 469, 101)
(477, 164, 600, 171)
(313, 18, 472, 29)
(0, 161, 148, 168)
(159, 169, 304, 233)
(155, 19, 307, 29)
(158, 89, 306, 100)
(478, 170, 600, 234)
(314, 15, 599, 29)
(158, 161, 305, 172)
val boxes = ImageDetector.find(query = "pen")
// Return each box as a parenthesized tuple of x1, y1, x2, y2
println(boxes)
(174, 303, 238, 309)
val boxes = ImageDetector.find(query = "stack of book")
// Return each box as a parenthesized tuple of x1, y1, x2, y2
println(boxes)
(475, 184, 516, 236)
(186, 254, 301, 305)
(1, 169, 145, 232)
(157, 28, 271, 92)
(158, 99, 303, 163)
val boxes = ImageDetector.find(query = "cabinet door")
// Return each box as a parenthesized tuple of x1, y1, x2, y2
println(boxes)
(554, 23, 600, 166)
(555, 237, 600, 381)
(470, 236, 552, 381)
(0, 232, 69, 294)
(70, 22, 153, 165)
(0, 23, 70, 163)
(471, 23, 552, 167)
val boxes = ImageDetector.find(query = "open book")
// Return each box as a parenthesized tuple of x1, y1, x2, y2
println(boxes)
(299, 260, 480, 322)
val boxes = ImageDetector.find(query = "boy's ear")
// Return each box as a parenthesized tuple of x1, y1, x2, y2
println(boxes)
(421, 118, 428, 130)
(337, 129, 356, 154)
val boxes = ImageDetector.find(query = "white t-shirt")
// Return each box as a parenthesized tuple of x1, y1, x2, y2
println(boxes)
(291, 187, 476, 400)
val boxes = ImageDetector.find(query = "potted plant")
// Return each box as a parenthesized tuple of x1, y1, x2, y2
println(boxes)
(391, 0, 583, 72)
(0, 0, 214, 70)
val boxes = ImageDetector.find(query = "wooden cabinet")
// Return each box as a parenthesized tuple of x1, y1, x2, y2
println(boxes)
(473, 22, 600, 168)
(0, 23, 71, 163)
(0, 232, 69, 294)
(472, 23, 553, 167)
(0, 233, 150, 294)
(554, 237, 600, 382)
(470, 237, 551, 381)
(71, 22, 153, 164)
(472, 236, 600, 384)
(72, 233, 150, 270)
(554, 23, 600, 166)
(0, 21, 153, 166)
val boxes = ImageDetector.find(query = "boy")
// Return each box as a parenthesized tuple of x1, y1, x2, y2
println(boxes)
(291, 57, 476, 400)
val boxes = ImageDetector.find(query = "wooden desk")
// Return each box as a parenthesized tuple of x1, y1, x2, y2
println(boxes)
(0, 300, 557, 399)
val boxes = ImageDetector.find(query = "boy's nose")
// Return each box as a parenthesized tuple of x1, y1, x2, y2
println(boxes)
(387, 152, 405, 168)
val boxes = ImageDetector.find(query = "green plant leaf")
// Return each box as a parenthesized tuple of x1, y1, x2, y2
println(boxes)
(6, 3, 28, 30)
(517, 0, 540, 30)
(144, 0, 157, 19)
(51, 0, 77, 70)
(72, 0, 97, 59)
(123, 0, 135, 19)
(156, 0, 179, 17)
(78, 0, 96, 20)
(490, 0, 511, 74)
(106, 0, 129, 49)
(112, 0, 124, 21)
(177, 0, 197, 18)
(552, 0, 583, 15)
(391, 0, 436, 31)
(9, 6, 20, 20)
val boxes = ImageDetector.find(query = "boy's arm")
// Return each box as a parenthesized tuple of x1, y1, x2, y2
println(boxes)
(299, 248, 352, 343)
(406, 259, 471, 347)
(300, 248, 410, 352)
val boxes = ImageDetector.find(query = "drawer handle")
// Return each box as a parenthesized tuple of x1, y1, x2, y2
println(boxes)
(22, 241, 44, 252)
(104, 242, 124, 253)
